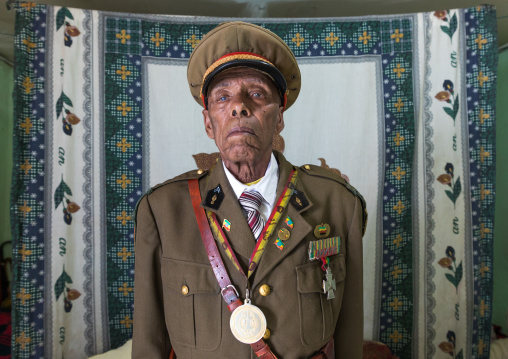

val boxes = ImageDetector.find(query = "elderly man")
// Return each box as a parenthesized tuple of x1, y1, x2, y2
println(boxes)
(132, 22, 367, 359)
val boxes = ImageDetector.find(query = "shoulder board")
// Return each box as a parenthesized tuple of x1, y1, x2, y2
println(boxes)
(132, 168, 209, 223)
(299, 164, 368, 236)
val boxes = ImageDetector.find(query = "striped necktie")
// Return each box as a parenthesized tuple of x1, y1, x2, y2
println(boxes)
(238, 189, 265, 240)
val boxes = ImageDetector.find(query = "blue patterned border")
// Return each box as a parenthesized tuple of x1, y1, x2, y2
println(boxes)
(101, 16, 416, 355)
(465, 5, 497, 358)
(11, 3, 47, 358)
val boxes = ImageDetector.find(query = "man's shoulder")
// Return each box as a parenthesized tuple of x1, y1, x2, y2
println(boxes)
(133, 168, 209, 221)
(297, 163, 362, 198)
(148, 168, 209, 195)
(296, 162, 368, 235)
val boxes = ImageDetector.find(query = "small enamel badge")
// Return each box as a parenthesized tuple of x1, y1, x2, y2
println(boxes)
(309, 237, 340, 261)
(290, 190, 309, 210)
(278, 228, 291, 241)
(313, 223, 330, 239)
(274, 238, 284, 250)
(205, 184, 224, 210)
(222, 219, 231, 231)
(285, 216, 294, 229)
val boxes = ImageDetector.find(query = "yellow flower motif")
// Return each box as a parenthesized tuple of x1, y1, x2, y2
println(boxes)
(326, 32, 339, 46)
(391, 29, 404, 43)
(359, 31, 371, 45)
(393, 63, 405, 78)
(186, 34, 200, 48)
(116, 30, 131, 45)
(151, 32, 165, 47)
(22, 37, 36, 52)
(116, 102, 132, 116)
(20, 2, 37, 11)
(292, 33, 305, 47)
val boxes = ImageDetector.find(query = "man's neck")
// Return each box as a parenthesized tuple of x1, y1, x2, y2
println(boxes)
(223, 152, 271, 184)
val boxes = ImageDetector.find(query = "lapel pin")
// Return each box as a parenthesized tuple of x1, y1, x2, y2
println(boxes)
(278, 228, 291, 241)
(222, 218, 231, 232)
(313, 223, 330, 239)
(285, 216, 294, 229)
(274, 238, 284, 250)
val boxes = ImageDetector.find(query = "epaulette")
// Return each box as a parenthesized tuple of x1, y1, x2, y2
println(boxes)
(299, 164, 368, 236)
(132, 168, 209, 224)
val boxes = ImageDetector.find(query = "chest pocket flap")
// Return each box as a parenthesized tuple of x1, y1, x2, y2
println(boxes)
(296, 253, 346, 294)
(160, 258, 222, 350)
(161, 258, 220, 295)
(295, 254, 346, 347)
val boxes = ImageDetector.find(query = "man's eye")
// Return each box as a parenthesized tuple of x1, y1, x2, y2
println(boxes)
(252, 92, 262, 98)
(219, 96, 227, 101)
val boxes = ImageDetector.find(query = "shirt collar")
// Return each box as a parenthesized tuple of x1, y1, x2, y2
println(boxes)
(223, 153, 279, 206)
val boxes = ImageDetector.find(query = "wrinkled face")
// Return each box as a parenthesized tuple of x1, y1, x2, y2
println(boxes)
(203, 67, 284, 165)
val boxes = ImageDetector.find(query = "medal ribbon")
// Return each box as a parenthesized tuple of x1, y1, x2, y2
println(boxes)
(207, 169, 298, 278)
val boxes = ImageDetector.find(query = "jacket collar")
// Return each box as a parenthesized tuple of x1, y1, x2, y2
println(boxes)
(201, 157, 256, 260)
(200, 151, 313, 267)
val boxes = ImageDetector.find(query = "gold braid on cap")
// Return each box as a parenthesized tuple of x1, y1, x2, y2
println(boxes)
(200, 52, 275, 97)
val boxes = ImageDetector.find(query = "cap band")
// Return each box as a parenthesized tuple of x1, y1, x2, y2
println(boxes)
(200, 52, 275, 96)
(200, 51, 288, 111)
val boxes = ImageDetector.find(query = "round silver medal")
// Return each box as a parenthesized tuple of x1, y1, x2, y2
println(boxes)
(230, 299, 267, 344)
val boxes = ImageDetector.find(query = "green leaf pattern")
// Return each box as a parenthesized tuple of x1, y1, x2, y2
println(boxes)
(54, 266, 73, 301)
(56, 7, 74, 31)
(54, 176, 73, 209)
(436, 11, 458, 40)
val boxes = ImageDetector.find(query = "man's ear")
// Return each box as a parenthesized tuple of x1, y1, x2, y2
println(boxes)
(203, 109, 215, 139)
(275, 106, 285, 135)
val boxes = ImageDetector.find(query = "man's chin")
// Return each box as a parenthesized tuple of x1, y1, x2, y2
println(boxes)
(221, 146, 261, 164)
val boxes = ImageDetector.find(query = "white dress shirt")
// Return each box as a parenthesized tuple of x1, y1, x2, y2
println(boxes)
(223, 153, 279, 223)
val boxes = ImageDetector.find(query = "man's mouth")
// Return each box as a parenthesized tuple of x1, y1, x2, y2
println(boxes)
(227, 126, 256, 137)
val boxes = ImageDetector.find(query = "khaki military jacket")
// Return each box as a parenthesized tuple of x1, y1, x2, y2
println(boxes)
(132, 151, 366, 359)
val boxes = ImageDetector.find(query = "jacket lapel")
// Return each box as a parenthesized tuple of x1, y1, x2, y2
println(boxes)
(200, 160, 256, 261)
(252, 152, 313, 287)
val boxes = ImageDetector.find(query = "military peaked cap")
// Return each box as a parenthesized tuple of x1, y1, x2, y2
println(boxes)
(187, 21, 301, 110)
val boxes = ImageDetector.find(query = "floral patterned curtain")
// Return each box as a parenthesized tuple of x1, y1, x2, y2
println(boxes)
(11, 2, 497, 358)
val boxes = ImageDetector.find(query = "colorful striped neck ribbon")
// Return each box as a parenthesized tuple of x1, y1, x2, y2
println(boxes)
(238, 189, 265, 240)
(206, 169, 297, 279)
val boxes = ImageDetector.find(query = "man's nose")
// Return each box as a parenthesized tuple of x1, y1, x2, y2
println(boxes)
(231, 97, 251, 117)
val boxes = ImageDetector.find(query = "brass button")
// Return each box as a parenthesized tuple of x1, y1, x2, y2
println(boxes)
(259, 284, 271, 296)
(197, 169, 203, 175)
(181, 285, 189, 295)
(304, 165, 311, 170)
(263, 328, 271, 340)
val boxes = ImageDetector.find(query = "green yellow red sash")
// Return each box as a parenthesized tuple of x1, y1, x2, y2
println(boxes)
(207, 169, 298, 278)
